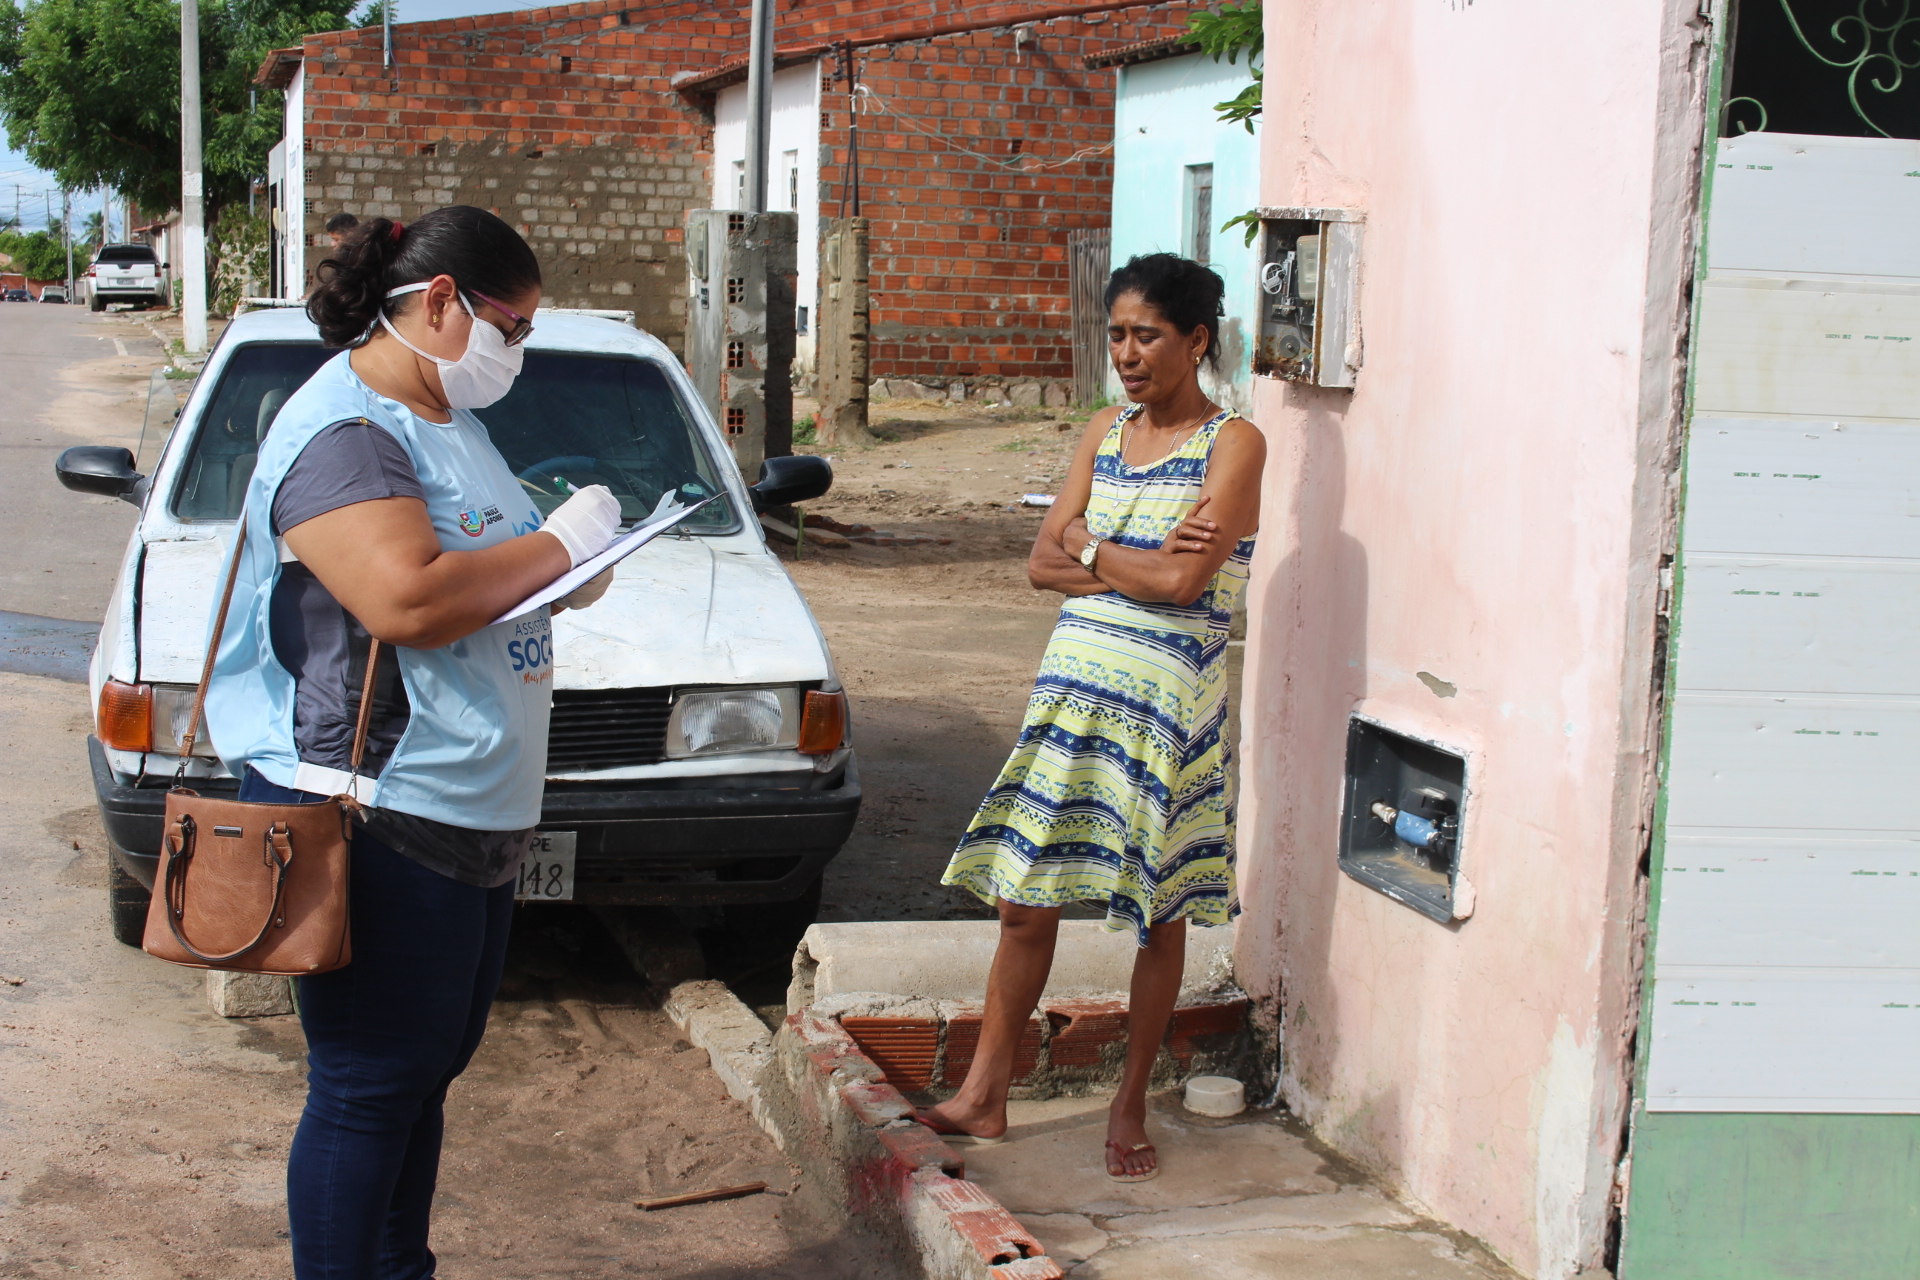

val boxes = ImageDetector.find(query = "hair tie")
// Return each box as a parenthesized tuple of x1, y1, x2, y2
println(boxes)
(389, 221, 406, 243)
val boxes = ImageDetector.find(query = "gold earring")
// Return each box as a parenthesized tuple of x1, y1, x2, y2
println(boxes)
(1194, 354, 1202, 366)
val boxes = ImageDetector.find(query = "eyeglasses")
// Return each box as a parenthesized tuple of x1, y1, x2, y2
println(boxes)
(466, 288, 534, 347)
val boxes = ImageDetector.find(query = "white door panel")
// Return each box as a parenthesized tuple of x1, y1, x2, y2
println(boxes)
(1650, 129, 1920, 1112)
(1645, 968, 1920, 1112)
(1656, 839, 1920, 970)
(1676, 555, 1920, 695)
(1694, 278, 1920, 420)
(1682, 417, 1920, 559)
(1710, 132, 1920, 278)
(1664, 693, 1920, 832)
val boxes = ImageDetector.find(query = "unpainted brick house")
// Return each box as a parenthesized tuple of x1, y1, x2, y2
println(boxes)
(257, 0, 1205, 382)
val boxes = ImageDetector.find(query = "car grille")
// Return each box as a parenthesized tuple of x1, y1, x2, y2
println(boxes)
(546, 687, 672, 772)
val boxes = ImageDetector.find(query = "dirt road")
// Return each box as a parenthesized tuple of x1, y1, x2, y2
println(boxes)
(0, 672, 878, 1278)
(0, 337, 1239, 1274)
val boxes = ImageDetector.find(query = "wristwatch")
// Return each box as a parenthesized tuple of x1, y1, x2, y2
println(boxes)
(1080, 537, 1104, 571)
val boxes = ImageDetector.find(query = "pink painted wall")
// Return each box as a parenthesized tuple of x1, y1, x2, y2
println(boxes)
(1235, 3, 1707, 1276)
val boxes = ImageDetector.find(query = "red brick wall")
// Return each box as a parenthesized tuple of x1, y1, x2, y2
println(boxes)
(819, 6, 1195, 379)
(290, 0, 1203, 378)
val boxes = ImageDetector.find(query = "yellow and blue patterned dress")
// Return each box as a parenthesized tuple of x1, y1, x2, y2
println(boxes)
(943, 404, 1253, 945)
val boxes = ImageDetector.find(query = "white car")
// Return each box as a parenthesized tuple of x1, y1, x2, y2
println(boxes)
(56, 306, 857, 944)
(85, 243, 171, 311)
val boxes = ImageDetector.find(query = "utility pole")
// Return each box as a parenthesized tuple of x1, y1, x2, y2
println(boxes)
(839, 43, 861, 218)
(62, 187, 74, 295)
(742, 0, 773, 212)
(180, 0, 207, 351)
(383, 0, 396, 91)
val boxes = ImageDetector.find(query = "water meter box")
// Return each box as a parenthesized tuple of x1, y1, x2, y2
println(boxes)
(1339, 715, 1466, 923)
(1252, 207, 1363, 388)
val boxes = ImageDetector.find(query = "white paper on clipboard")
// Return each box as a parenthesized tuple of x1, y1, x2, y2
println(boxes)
(493, 493, 720, 624)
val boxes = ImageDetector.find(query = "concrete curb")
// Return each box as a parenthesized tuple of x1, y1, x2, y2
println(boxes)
(662, 978, 1065, 1279)
(660, 979, 781, 1147)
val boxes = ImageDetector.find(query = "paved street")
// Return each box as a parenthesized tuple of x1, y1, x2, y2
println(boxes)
(0, 301, 167, 622)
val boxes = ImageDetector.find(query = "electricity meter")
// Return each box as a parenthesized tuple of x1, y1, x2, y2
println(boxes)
(1253, 207, 1363, 388)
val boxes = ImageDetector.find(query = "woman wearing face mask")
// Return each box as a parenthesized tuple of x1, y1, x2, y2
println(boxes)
(202, 205, 620, 1279)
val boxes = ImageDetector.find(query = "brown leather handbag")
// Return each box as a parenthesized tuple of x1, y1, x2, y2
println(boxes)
(142, 518, 368, 976)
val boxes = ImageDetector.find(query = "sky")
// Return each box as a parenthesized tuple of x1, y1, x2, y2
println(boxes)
(1, 0, 528, 237)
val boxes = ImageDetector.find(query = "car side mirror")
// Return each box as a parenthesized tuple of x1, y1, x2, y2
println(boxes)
(56, 445, 147, 507)
(748, 454, 832, 514)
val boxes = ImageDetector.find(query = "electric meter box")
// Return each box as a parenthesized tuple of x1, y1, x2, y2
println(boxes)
(1339, 715, 1467, 923)
(1252, 207, 1363, 388)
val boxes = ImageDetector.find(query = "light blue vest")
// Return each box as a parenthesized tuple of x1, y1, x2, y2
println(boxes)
(206, 351, 553, 830)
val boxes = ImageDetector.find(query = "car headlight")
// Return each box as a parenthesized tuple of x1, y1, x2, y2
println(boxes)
(96, 681, 216, 756)
(666, 686, 801, 758)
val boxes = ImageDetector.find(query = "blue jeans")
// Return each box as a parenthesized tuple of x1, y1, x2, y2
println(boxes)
(240, 770, 515, 1280)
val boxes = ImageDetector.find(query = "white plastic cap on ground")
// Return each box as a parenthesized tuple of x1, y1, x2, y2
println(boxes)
(1183, 1075, 1247, 1118)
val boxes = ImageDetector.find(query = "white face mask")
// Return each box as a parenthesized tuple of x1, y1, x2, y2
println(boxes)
(379, 283, 525, 409)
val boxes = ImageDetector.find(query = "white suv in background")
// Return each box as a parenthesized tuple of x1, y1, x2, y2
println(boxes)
(87, 244, 170, 311)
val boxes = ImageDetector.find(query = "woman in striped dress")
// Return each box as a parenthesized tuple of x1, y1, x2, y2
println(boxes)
(920, 254, 1264, 1182)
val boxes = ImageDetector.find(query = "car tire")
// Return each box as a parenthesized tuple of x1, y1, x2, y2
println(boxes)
(722, 874, 823, 953)
(89, 292, 105, 313)
(108, 854, 151, 947)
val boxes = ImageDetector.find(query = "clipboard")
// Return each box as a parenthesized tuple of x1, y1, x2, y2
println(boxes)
(493, 493, 720, 624)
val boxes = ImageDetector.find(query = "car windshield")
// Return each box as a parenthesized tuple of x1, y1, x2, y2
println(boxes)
(472, 352, 736, 530)
(95, 246, 156, 264)
(172, 343, 738, 532)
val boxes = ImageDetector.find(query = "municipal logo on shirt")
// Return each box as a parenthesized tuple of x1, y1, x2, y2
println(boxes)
(457, 508, 485, 536)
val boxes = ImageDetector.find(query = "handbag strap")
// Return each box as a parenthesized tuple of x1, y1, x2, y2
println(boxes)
(174, 515, 381, 791)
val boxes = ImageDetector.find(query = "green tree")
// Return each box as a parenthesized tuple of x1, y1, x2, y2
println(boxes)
(0, 0, 351, 220)
(0, 227, 70, 278)
(1179, 0, 1264, 244)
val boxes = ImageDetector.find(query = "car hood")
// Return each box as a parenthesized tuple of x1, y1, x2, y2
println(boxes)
(136, 534, 829, 690)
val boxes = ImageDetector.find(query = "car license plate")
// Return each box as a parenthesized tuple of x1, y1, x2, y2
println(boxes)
(111, 276, 138, 286)
(517, 831, 576, 901)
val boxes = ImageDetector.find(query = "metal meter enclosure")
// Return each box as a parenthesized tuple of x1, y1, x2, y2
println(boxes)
(1253, 207, 1363, 388)
(1339, 715, 1466, 923)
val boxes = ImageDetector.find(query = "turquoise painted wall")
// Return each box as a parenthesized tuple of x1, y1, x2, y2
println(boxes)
(1109, 53, 1262, 412)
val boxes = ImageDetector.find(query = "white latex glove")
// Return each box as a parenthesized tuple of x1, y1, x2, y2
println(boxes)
(555, 566, 614, 612)
(540, 485, 621, 567)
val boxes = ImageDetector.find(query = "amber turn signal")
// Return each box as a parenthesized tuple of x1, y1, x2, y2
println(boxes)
(98, 680, 154, 752)
(797, 690, 846, 755)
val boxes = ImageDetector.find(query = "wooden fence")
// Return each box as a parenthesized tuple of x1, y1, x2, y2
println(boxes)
(1068, 227, 1112, 407)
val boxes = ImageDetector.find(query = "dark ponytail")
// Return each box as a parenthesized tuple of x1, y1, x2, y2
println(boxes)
(306, 205, 542, 348)
(1104, 253, 1227, 369)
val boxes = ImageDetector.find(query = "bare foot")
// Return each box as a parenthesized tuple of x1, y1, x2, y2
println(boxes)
(917, 1097, 1008, 1141)
(1105, 1104, 1157, 1179)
